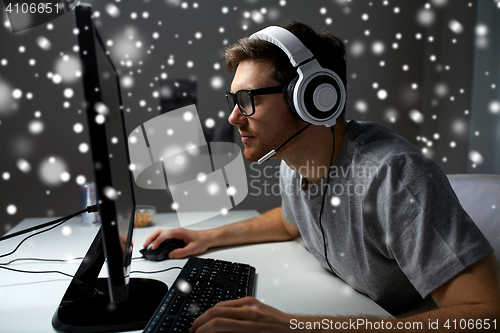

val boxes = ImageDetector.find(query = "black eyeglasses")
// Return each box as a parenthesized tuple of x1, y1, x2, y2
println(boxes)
(225, 85, 286, 116)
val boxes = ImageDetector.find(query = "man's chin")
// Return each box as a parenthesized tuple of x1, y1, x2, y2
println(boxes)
(243, 146, 269, 163)
(243, 148, 260, 162)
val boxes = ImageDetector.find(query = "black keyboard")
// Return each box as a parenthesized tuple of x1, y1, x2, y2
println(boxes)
(143, 257, 256, 333)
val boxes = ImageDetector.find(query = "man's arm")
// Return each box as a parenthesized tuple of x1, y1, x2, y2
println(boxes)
(190, 254, 500, 333)
(204, 207, 300, 248)
(143, 207, 300, 259)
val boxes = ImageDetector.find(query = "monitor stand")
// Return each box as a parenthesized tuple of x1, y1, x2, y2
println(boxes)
(52, 230, 168, 333)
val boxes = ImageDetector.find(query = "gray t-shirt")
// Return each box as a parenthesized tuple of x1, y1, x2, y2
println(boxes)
(280, 121, 493, 316)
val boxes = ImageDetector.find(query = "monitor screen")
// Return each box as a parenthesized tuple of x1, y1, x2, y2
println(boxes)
(92, 8, 135, 297)
(52, 4, 167, 332)
(75, 2, 134, 302)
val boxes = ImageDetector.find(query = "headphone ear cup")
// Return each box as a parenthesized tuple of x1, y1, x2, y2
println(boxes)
(286, 76, 302, 120)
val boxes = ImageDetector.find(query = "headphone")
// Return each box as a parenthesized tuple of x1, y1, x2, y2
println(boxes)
(249, 26, 346, 127)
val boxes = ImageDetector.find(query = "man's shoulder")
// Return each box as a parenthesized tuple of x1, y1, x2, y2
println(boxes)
(345, 121, 448, 190)
(348, 120, 422, 165)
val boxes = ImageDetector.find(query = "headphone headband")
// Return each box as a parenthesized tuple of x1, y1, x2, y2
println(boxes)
(249, 26, 313, 67)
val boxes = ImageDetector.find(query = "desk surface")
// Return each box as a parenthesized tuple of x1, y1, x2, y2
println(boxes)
(0, 210, 389, 332)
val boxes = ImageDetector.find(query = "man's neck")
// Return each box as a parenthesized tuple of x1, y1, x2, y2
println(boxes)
(284, 119, 349, 186)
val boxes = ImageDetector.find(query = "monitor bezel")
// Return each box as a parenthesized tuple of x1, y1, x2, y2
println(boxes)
(74, 2, 135, 303)
(52, 4, 168, 332)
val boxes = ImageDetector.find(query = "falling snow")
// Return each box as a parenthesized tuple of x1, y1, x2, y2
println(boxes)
(6, 204, 17, 215)
(104, 186, 118, 200)
(409, 110, 424, 124)
(0, 0, 499, 233)
(489, 100, 500, 114)
(354, 100, 368, 113)
(28, 120, 44, 134)
(183, 111, 193, 122)
(468, 151, 484, 165)
(205, 118, 215, 128)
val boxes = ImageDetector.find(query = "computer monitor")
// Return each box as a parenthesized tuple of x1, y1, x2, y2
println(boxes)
(52, 4, 168, 332)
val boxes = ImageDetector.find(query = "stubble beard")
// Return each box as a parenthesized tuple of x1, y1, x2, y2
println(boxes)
(242, 123, 305, 163)
(242, 134, 270, 162)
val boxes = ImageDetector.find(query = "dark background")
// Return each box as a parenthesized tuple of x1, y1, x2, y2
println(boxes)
(0, 0, 499, 235)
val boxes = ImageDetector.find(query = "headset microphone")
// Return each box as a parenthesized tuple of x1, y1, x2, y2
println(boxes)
(257, 123, 311, 164)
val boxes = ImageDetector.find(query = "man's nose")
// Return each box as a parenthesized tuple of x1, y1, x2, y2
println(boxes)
(228, 105, 248, 126)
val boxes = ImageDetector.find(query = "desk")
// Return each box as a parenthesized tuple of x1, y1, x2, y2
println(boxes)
(0, 210, 390, 332)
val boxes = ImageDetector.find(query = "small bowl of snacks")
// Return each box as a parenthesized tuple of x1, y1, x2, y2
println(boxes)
(134, 205, 156, 227)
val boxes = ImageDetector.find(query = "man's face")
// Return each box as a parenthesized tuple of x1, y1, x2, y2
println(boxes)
(228, 59, 303, 162)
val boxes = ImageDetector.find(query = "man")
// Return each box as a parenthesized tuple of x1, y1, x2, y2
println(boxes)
(144, 22, 500, 332)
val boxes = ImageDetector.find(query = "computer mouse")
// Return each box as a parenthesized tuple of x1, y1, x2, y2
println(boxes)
(140, 238, 186, 261)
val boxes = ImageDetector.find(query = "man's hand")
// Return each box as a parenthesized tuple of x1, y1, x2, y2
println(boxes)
(190, 297, 294, 333)
(143, 228, 210, 259)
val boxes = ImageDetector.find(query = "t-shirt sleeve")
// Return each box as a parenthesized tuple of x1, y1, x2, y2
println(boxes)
(365, 152, 494, 298)
(280, 160, 297, 225)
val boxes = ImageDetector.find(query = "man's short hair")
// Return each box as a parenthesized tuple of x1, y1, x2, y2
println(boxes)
(224, 21, 347, 119)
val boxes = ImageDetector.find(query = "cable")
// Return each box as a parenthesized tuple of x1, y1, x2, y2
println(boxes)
(0, 204, 99, 243)
(0, 205, 99, 259)
(0, 204, 182, 278)
(130, 266, 183, 275)
(0, 257, 84, 266)
(0, 256, 149, 266)
(0, 218, 70, 259)
(1, 256, 139, 266)
(0, 203, 182, 276)
(0, 265, 184, 278)
(0, 264, 184, 279)
(0, 255, 182, 277)
(318, 126, 336, 274)
(0, 265, 74, 278)
(258, 123, 312, 164)
(0, 253, 179, 276)
(275, 123, 312, 152)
